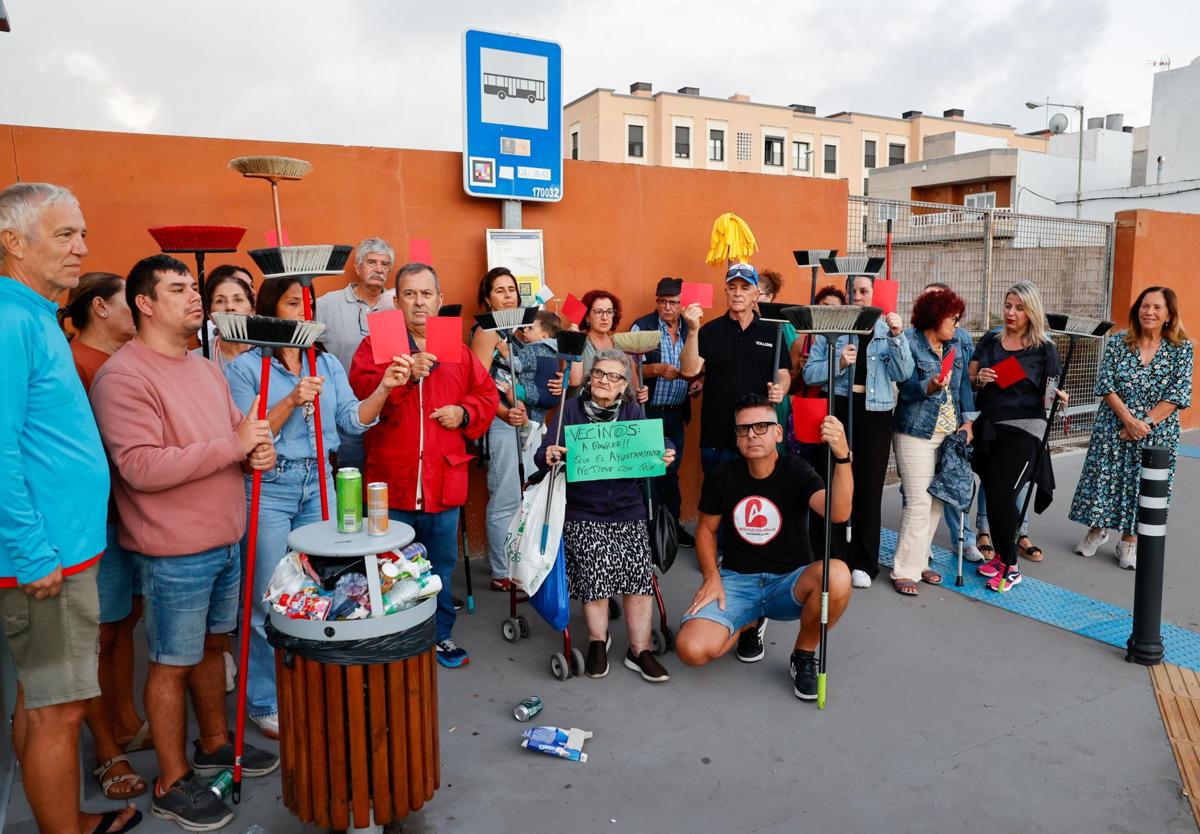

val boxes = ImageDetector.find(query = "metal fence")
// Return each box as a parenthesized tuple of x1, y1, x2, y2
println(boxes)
(845, 196, 1115, 451)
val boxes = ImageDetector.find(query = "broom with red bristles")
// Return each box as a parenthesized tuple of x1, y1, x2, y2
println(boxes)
(148, 225, 247, 358)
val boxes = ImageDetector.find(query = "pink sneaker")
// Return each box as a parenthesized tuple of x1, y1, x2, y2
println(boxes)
(977, 557, 1005, 578)
(986, 566, 1022, 593)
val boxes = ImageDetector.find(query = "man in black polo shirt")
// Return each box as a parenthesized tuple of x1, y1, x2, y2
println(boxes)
(675, 394, 853, 701)
(679, 263, 790, 477)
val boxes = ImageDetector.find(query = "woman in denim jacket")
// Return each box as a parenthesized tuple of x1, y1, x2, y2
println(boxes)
(802, 276, 913, 588)
(890, 288, 975, 596)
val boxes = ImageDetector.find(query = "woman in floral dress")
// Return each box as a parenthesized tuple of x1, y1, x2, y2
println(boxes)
(1069, 286, 1193, 570)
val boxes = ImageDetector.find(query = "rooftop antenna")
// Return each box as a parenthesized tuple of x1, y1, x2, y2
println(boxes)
(1146, 55, 1171, 71)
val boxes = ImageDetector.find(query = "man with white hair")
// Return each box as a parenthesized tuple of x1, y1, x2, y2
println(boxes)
(0, 182, 141, 833)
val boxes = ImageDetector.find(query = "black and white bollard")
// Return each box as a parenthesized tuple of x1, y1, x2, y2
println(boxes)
(1126, 446, 1171, 666)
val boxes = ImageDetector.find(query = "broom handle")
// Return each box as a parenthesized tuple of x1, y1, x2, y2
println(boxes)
(233, 351, 272, 803)
(270, 180, 284, 246)
(303, 285, 330, 520)
(818, 340, 835, 709)
(197, 251, 211, 360)
(504, 343, 526, 487)
(886, 219, 893, 282)
(810, 265, 818, 304)
(540, 358, 572, 554)
(845, 341, 854, 548)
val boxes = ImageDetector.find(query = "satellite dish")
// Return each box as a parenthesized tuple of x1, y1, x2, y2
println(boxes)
(1048, 113, 1069, 134)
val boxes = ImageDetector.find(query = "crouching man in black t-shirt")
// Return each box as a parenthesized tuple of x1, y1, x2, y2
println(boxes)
(676, 393, 853, 700)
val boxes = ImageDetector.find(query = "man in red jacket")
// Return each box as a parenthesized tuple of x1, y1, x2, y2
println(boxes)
(350, 262, 498, 667)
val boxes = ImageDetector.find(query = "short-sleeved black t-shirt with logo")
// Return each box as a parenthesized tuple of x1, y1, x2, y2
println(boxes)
(697, 313, 791, 449)
(698, 454, 826, 575)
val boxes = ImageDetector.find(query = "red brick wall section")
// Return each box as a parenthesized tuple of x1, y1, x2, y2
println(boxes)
(1, 124, 848, 544)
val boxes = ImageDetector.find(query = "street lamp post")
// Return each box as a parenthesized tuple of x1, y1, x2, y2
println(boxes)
(1027, 100, 1085, 219)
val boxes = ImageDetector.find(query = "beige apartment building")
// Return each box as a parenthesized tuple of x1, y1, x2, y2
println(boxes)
(564, 83, 1049, 195)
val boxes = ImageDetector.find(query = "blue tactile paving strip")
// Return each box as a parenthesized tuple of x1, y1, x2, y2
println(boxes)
(1178, 444, 1200, 459)
(877, 528, 1200, 673)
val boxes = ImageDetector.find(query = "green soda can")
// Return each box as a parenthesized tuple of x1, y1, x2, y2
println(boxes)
(513, 696, 543, 722)
(208, 768, 233, 799)
(336, 467, 363, 533)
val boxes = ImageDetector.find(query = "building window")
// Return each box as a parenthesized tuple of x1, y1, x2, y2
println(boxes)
(793, 140, 810, 171)
(736, 131, 753, 161)
(888, 143, 906, 166)
(627, 124, 644, 158)
(964, 191, 997, 209)
(570, 130, 579, 160)
(764, 136, 784, 167)
(674, 125, 690, 159)
(709, 129, 725, 162)
(863, 178, 869, 196)
(823, 143, 837, 174)
(864, 139, 877, 169)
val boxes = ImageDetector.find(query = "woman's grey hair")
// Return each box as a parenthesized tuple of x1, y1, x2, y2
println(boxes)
(1005, 281, 1050, 346)
(0, 183, 79, 265)
(591, 349, 633, 383)
(355, 237, 394, 268)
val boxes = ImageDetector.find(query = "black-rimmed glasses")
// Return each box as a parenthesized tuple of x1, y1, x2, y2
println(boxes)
(733, 421, 778, 437)
(589, 368, 627, 383)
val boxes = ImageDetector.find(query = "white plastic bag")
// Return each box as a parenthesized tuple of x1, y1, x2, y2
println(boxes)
(504, 466, 566, 596)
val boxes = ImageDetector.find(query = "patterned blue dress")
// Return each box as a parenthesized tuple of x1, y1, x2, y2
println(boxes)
(1068, 333, 1193, 535)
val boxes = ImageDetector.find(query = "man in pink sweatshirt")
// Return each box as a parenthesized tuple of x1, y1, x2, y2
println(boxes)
(91, 254, 278, 832)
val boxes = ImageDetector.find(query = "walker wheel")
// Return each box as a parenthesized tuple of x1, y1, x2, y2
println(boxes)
(662, 624, 676, 652)
(501, 618, 521, 643)
(517, 615, 531, 638)
(551, 652, 570, 680)
(650, 628, 666, 655)
(571, 647, 586, 677)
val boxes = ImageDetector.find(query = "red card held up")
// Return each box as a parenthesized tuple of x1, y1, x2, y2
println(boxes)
(792, 396, 829, 444)
(939, 346, 956, 382)
(991, 355, 1027, 388)
(680, 281, 714, 309)
(424, 316, 462, 363)
(873, 279, 900, 316)
(408, 238, 432, 264)
(561, 293, 588, 326)
(367, 309, 410, 365)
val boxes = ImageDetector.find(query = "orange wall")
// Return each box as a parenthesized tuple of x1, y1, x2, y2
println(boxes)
(1, 124, 848, 547)
(1112, 209, 1200, 430)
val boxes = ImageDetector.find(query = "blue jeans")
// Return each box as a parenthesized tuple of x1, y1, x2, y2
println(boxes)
(680, 565, 810, 635)
(98, 521, 141, 624)
(137, 544, 240, 667)
(939, 481, 1029, 552)
(389, 507, 460, 643)
(242, 459, 331, 719)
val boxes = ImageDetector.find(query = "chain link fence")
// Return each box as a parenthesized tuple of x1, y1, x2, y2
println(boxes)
(845, 196, 1115, 452)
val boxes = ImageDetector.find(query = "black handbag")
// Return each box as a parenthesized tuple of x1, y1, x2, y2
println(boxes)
(645, 480, 679, 573)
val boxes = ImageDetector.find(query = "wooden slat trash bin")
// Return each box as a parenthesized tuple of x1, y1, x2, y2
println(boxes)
(265, 521, 441, 831)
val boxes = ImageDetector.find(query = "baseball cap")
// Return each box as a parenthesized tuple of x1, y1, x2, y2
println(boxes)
(655, 277, 683, 296)
(724, 263, 759, 286)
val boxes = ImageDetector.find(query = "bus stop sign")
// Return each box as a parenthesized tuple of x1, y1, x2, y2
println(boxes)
(462, 29, 563, 202)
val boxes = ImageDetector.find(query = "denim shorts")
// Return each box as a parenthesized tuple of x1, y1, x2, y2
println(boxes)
(136, 544, 240, 666)
(97, 522, 141, 624)
(680, 565, 810, 636)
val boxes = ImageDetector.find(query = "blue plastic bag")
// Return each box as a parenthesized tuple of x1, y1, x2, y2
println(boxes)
(530, 540, 569, 631)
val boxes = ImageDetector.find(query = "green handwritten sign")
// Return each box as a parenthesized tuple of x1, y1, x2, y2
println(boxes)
(564, 418, 666, 482)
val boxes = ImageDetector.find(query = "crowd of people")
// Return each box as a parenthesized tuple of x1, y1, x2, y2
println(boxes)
(1, 181, 1193, 833)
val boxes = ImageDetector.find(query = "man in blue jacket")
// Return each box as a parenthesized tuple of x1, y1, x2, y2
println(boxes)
(0, 183, 137, 834)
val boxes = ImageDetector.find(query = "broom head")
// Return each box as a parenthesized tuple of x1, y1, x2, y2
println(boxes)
(474, 306, 540, 332)
(211, 312, 326, 349)
(229, 155, 313, 181)
(784, 305, 882, 336)
(556, 330, 588, 361)
(818, 256, 885, 276)
(439, 304, 463, 317)
(612, 330, 662, 356)
(793, 249, 838, 268)
(248, 245, 352, 277)
(1046, 313, 1114, 339)
(148, 225, 246, 254)
(757, 302, 800, 324)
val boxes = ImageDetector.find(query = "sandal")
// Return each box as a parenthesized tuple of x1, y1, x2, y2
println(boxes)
(88, 808, 143, 834)
(892, 578, 919, 596)
(920, 569, 943, 586)
(119, 719, 153, 753)
(976, 532, 995, 556)
(94, 755, 147, 800)
(1018, 536, 1044, 562)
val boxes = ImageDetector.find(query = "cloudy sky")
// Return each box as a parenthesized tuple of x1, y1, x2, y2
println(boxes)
(1, 0, 1195, 148)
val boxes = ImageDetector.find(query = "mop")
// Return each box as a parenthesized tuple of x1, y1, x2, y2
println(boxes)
(147, 225, 246, 359)
(792, 249, 838, 304)
(782, 304, 882, 709)
(210, 312, 326, 803)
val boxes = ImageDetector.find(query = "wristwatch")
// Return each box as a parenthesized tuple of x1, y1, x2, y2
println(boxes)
(460, 406, 470, 427)
(833, 451, 853, 465)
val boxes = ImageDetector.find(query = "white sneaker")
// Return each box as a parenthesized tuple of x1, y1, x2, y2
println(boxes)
(851, 570, 872, 589)
(1074, 528, 1110, 558)
(250, 711, 280, 740)
(224, 651, 236, 694)
(1116, 540, 1137, 570)
(963, 545, 985, 563)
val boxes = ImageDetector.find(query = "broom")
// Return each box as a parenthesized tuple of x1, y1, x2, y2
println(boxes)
(1003, 313, 1113, 586)
(229, 155, 312, 247)
(248, 245, 352, 521)
(474, 305, 542, 483)
(758, 303, 801, 384)
(793, 249, 838, 304)
(147, 225, 247, 359)
(210, 312, 326, 804)
(783, 304, 881, 710)
(538, 329, 588, 556)
(612, 330, 662, 392)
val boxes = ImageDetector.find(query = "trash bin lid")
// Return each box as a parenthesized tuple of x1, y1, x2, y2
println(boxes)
(268, 595, 435, 642)
(286, 519, 415, 557)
